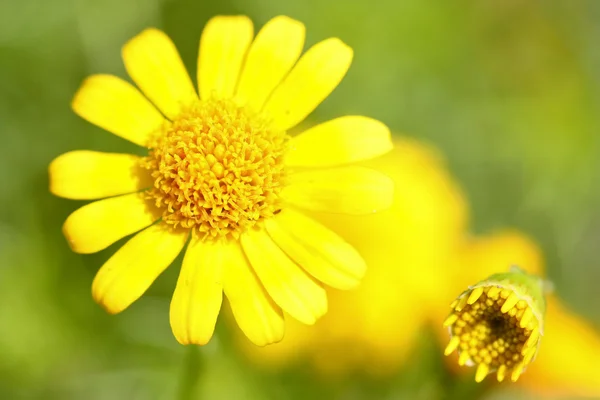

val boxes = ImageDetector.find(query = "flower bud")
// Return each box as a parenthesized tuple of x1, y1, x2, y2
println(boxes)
(443, 266, 546, 382)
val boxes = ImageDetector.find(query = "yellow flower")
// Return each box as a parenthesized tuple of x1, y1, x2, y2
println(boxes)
(49, 15, 394, 346)
(443, 267, 546, 383)
(235, 138, 600, 398)
(444, 234, 600, 397)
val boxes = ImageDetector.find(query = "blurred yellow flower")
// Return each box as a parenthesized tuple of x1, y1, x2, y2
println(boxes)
(48, 15, 393, 346)
(235, 138, 600, 398)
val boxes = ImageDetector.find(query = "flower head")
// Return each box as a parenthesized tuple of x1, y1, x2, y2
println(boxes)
(140, 98, 287, 239)
(443, 267, 546, 383)
(49, 15, 394, 346)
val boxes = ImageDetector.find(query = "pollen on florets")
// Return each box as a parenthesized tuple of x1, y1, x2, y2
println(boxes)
(141, 98, 289, 240)
(443, 267, 548, 384)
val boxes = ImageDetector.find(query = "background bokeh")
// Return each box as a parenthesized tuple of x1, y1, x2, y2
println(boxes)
(1, 0, 600, 399)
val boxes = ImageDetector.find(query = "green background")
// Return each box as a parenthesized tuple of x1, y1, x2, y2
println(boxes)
(1, 0, 599, 399)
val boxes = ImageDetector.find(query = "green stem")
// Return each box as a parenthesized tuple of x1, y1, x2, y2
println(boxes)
(443, 376, 491, 400)
(178, 345, 202, 400)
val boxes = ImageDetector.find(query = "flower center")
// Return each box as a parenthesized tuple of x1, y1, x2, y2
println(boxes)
(444, 285, 540, 382)
(142, 99, 288, 240)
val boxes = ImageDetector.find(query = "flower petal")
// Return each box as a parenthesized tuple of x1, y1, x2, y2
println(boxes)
(235, 16, 305, 111)
(122, 28, 197, 119)
(63, 193, 160, 254)
(286, 116, 393, 167)
(222, 240, 284, 346)
(92, 224, 189, 314)
(170, 235, 223, 345)
(263, 38, 353, 131)
(71, 75, 165, 147)
(281, 166, 394, 214)
(241, 228, 327, 325)
(49, 151, 151, 200)
(198, 16, 253, 100)
(520, 295, 600, 398)
(265, 209, 366, 290)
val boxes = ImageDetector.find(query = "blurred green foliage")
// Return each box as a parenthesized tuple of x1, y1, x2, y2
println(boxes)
(1, 0, 599, 399)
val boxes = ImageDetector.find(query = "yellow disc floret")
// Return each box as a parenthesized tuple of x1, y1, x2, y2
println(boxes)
(444, 284, 542, 383)
(142, 99, 288, 240)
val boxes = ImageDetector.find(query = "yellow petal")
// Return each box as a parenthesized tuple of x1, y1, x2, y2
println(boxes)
(265, 209, 366, 290)
(520, 295, 600, 398)
(63, 193, 160, 254)
(444, 336, 460, 356)
(222, 240, 284, 346)
(49, 151, 151, 200)
(282, 166, 394, 214)
(198, 16, 253, 100)
(263, 38, 353, 131)
(235, 16, 305, 111)
(122, 28, 197, 119)
(71, 74, 165, 147)
(170, 235, 223, 345)
(475, 363, 490, 383)
(241, 228, 327, 325)
(286, 116, 393, 167)
(92, 224, 188, 314)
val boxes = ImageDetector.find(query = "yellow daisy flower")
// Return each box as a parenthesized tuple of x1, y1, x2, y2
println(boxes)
(235, 138, 600, 398)
(49, 15, 393, 346)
